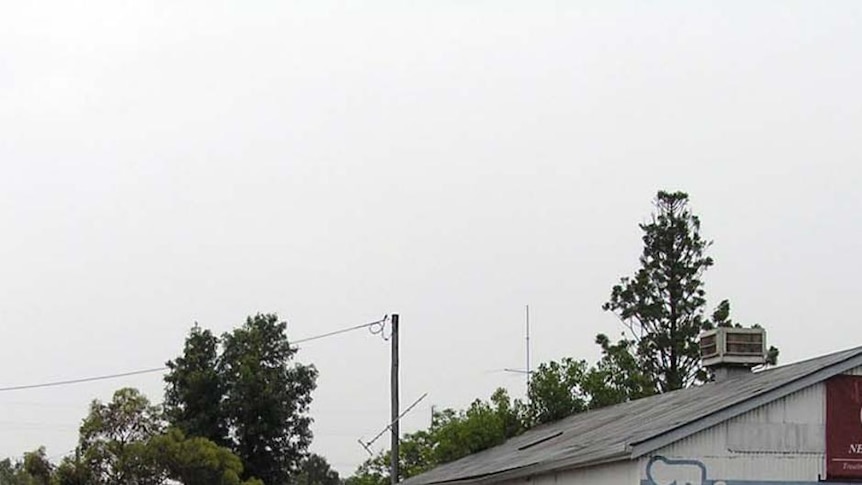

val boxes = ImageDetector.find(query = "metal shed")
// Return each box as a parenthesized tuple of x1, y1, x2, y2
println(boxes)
(404, 346, 862, 485)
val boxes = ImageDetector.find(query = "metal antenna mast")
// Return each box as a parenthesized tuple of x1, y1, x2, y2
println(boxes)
(503, 305, 534, 401)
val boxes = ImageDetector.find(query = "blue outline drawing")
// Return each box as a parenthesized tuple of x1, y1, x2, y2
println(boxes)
(645, 456, 709, 485)
(641, 455, 862, 485)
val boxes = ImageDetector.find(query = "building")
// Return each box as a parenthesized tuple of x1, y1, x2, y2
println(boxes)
(404, 331, 862, 485)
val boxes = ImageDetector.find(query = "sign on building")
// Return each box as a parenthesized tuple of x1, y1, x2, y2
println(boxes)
(827, 375, 862, 480)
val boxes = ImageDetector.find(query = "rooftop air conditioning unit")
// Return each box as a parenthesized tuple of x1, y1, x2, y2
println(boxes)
(699, 327, 766, 368)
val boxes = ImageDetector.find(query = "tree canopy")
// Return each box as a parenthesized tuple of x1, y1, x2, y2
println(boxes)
(523, 338, 653, 427)
(164, 324, 227, 447)
(0, 448, 54, 485)
(164, 313, 318, 484)
(2, 313, 315, 485)
(602, 190, 778, 392)
(347, 388, 527, 485)
(40, 387, 262, 485)
(294, 454, 341, 485)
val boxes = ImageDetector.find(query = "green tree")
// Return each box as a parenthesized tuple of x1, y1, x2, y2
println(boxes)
(347, 428, 438, 485)
(347, 388, 526, 485)
(54, 457, 89, 485)
(524, 339, 655, 425)
(526, 359, 589, 424)
(56, 388, 261, 485)
(347, 432, 436, 485)
(75, 387, 166, 485)
(148, 428, 262, 485)
(164, 314, 319, 484)
(582, 335, 654, 409)
(602, 190, 778, 393)
(21, 448, 53, 485)
(0, 450, 54, 485)
(164, 324, 227, 447)
(0, 459, 16, 484)
(344, 455, 387, 485)
(295, 454, 340, 485)
(432, 388, 526, 466)
(219, 313, 318, 484)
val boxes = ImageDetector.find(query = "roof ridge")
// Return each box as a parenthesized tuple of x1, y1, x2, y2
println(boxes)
(755, 343, 862, 373)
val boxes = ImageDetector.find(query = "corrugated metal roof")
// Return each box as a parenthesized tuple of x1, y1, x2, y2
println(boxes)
(404, 346, 862, 485)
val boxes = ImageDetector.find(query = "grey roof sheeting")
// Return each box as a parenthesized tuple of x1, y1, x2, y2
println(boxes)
(404, 346, 862, 485)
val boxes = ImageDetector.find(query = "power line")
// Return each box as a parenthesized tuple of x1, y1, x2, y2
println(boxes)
(0, 315, 389, 393)
(292, 315, 388, 345)
(0, 367, 168, 392)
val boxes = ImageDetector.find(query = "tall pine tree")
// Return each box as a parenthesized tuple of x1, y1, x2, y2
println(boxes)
(602, 191, 777, 392)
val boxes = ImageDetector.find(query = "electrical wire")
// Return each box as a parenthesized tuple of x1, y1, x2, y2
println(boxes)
(0, 315, 389, 393)
(292, 315, 388, 344)
(0, 367, 168, 392)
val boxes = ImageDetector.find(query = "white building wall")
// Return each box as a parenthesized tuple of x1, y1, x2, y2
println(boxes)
(640, 365, 862, 484)
(487, 366, 862, 485)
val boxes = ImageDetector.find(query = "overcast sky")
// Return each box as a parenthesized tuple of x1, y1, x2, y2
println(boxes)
(2, 0, 861, 475)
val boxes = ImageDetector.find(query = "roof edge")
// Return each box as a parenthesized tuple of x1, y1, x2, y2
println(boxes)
(630, 348, 862, 458)
(411, 451, 631, 485)
(410, 463, 535, 485)
(521, 449, 631, 479)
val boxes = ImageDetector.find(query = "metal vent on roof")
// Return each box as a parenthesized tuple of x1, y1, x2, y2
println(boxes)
(699, 327, 766, 368)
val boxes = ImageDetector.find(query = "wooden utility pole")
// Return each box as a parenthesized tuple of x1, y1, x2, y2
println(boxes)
(526, 305, 531, 396)
(390, 314, 400, 485)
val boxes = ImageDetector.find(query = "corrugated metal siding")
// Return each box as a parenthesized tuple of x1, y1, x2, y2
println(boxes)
(644, 364, 862, 482)
(497, 461, 638, 485)
(406, 351, 862, 485)
(639, 454, 826, 483)
(844, 365, 862, 376)
(646, 384, 825, 481)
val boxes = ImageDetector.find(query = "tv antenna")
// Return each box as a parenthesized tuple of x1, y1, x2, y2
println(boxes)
(504, 305, 532, 399)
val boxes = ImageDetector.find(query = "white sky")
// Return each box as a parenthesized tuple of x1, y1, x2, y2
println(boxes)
(1, 0, 861, 475)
